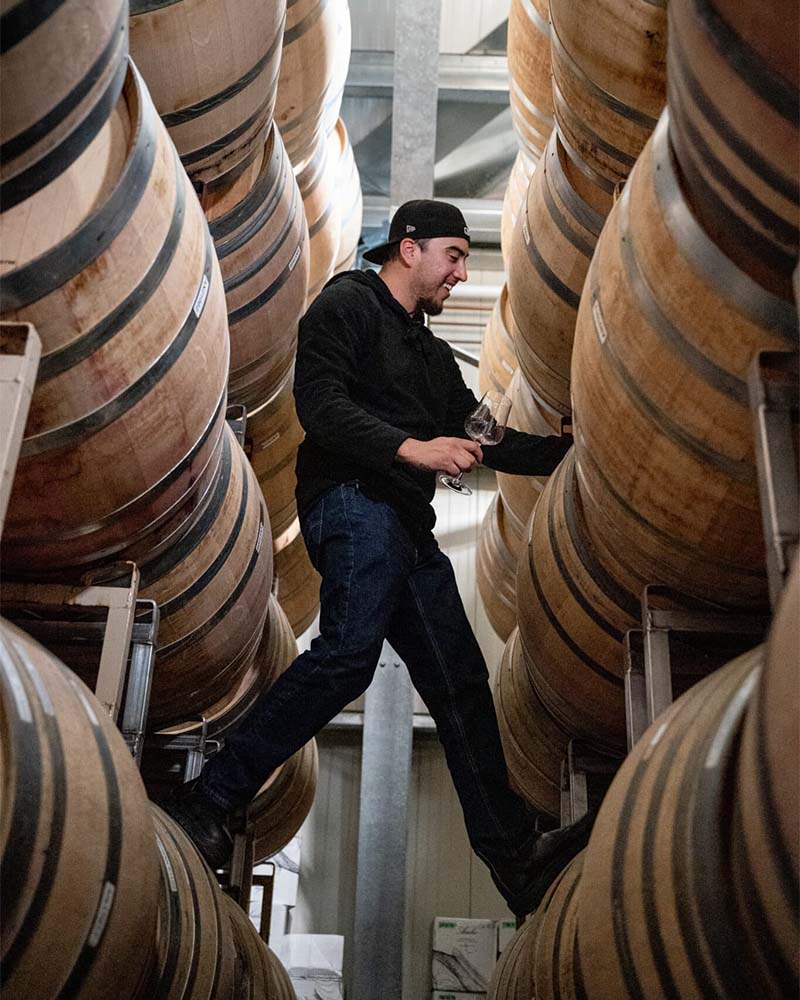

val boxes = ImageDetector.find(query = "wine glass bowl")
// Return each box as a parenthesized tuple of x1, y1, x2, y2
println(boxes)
(440, 391, 512, 495)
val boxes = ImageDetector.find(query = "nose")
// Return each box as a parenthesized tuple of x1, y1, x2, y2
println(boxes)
(454, 258, 468, 282)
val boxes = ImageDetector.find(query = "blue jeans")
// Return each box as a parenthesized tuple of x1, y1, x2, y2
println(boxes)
(199, 483, 537, 903)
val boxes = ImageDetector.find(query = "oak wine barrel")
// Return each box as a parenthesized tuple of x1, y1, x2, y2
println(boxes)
(494, 628, 569, 817)
(0, 62, 230, 574)
(136, 424, 273, 729)
(477, 493, 519, 641)
(730, 559, 799, 993)
(0, 0, 128, 210)
(250, 738, 319, 864)
(223, 893, 296, 1000)
(507, 0, 553, 162)
(508, 128, 612, 416)
(577, 647, 768, 998)
(479, 285, 518, 397)
(0, 619, 160, 999)
(332, 118, 363, 274)
(129, 0, 286, 186)
(549, 0, 667, 188)
(205, 122, 309, 410)
(246, 365, 305, 541)
(516, 452, 641, 750)
(667, 0, 799, 300)
(296, 134, 342, 305)
(501, 149, 536, 267)
(571, 110, 797, 608)
(275, 0, 351, 166)
(148, 806, 236, 999)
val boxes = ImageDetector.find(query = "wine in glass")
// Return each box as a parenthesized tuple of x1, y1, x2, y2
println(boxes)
(439, 390, 512, 495)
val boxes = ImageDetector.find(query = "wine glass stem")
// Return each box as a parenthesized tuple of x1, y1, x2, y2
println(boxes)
(452, 472, 464, 485)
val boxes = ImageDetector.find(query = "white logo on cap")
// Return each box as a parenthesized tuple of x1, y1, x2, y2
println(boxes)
(464, 227, 470, 235)
(406, 225, 416, 233)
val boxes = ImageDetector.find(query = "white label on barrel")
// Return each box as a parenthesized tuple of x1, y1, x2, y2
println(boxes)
(592, 297, 608, 345)
(289, 243, 302, 271)
(522, 217, 531, 245)
(502, 359, 514, 374)
(88, 881, 116, 947)
(193, 273, 210, 319)
(256, 521, 264, 553)
(644, 720, 668, 760)
(0, 644, 32, 723)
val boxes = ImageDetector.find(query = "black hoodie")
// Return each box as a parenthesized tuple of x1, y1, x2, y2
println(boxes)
(293, 269, 571, 539)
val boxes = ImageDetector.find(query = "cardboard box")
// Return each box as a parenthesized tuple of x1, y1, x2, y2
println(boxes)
(432, 917, 496, 992)
(276, 934, 344, 1000)
(497, 919, 516, 956)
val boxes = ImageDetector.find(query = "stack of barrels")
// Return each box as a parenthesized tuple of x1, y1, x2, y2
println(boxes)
(1, 7, 327, 992)
(127, 0, 323, 640)
(0, 619, 298, 998)
(479, 0, 798, 834)
(480, 0, 667, 650)
(489, 559, 798, 999)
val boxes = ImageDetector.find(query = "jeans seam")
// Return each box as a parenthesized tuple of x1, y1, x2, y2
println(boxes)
(406, 574, 510, 847)
(339, 485, 355, 649)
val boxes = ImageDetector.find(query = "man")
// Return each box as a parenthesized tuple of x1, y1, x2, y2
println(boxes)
(165, 200, 592, 917)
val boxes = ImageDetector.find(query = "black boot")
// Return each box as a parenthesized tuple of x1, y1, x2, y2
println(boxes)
(160, 781, 233, 871)
(506, 809, 596, 919)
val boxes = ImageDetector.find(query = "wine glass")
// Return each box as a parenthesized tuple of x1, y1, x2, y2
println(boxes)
(439, 390, 512, 495)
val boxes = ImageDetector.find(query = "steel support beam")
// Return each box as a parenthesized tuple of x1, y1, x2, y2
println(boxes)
(390, 0, 442, 205)
(350, 644, 414, 1000)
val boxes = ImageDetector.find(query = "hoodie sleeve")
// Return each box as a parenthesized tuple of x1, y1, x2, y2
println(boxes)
(293, 284, 409, 470)
(441, 345, 573, 476)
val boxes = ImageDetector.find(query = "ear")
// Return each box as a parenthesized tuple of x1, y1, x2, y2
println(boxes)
(398, 237, 419, 265)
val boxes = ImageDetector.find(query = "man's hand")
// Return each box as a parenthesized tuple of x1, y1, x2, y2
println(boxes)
(396, 437, 483, 475)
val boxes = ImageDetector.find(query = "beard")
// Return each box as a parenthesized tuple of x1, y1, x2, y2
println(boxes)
(416, 293, 445, 316)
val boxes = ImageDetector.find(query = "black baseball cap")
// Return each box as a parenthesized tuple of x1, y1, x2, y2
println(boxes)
(362, 199, 471, 264)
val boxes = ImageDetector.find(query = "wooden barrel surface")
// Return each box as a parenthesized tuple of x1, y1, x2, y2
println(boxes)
(501, 149, 537, 268)
(275, 0, 350, 165)
(516, 452, 640, 750)
(532, 854, 585, 1000)
(332, 118, 363, 274)
(730, 559, 799, 992)
(477, 494, 519, 642)
(205, 123, 309, 410)
(571, 110, 797, 608)
(148, 806, 236, 999)
(508, 128, 613, 415)
(494, 628, 568, 817)
(0, 0, 128, 210)
(496, 369, 559, 540)
(549, 0, 667, 188)
(296, 134, 342, 305)
(507, 0, 553, 162)
(577, 647, 766, 999)
(319, 0, 352, 142)
(667, 0, 799, 300)
(223, 893, 295, 1000)
(150, 594, 297, 760)
(246, 365, 305, 541)
(250, 738, 319, 864)
(479, 285, 519, 397)
(274, 521, 321, 638)
(487, 905, 542, 999)
(129, 0, 286, 186)
(137, 424, 273, 729)
(0, 62, 230, 574)
(0, 619, 160, 999)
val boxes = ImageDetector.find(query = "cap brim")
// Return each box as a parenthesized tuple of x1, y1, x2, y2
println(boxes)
(362, 239, 399, 264)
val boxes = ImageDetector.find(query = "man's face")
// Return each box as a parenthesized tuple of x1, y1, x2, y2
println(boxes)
(412, 236, 469, 316)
